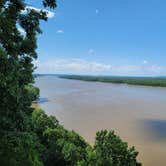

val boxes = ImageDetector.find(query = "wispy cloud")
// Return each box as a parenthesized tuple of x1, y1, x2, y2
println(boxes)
(95, 9, 99, 14)
(56, 29, 64, 34)
(34, 58, 111, 74)
(143, 60, 148, 64)
(34, 58, 165, 76)
(88, 49, 95, 55)
(22, 6, 55, 18)
(111, 64, 163, 76)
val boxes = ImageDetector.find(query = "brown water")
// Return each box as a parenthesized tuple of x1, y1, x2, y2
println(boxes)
(35, 76, 166, 166)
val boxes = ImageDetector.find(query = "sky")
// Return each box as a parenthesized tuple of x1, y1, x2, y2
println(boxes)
(26, 0, 166, 76)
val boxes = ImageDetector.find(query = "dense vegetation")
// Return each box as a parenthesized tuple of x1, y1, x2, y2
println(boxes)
(0, 0, 141, 165)
(32, 108, 141, 166)
(59, 75, 166, 87)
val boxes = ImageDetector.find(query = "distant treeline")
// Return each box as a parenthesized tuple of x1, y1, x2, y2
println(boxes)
(59, 75, 166, 87)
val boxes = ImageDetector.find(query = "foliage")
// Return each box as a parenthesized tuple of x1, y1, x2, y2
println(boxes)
(25, 84, 40, 101)
(94, 130, 141, 166)
(32, 108, 59, 137)
(32, 109, 141, 166)
(0, 0, 141, 165)
(32, 108, 88, 166)
(77, 130, 141, 166)
(0, 0, 56, 165)
(59, 75, 166, 87)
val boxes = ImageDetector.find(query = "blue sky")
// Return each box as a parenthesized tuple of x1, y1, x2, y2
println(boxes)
(26, 0, 166, 76)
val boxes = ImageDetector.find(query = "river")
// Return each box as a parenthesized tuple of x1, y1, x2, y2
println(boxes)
(35, 76, 166, 166)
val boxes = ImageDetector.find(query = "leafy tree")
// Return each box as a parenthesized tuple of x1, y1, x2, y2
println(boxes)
(32, 108, 59, 139)
(25, 84, 40, 101)
(43, 128, 88, 166)
(32, 108, 88, 166)
(94, 130, 141, 166)
(0, 0, 56, 165)
(77, 130, 142, 166)
(32, 109, 141, 166)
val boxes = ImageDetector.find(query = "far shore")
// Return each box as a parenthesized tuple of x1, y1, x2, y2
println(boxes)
(58, 75, 166, 88)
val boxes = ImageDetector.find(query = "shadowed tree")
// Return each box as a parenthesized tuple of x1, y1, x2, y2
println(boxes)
(0, 0, 56, 165)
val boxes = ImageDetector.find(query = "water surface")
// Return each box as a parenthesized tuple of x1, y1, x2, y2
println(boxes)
(35, 76, 166, 166)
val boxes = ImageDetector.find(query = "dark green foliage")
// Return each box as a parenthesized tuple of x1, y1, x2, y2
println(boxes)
(94, 130, 141, 166)
(0, 0, 56, 165)
(25, 84, 40, 101)
(32, 108, 88, 166)
(77, 130, 141, 166)
(32, 108, 59, 138)
(0, 131, 43, 166)
(43, 0, 57, 8)
(43, 128, 87, 166)
(59, 75, 166, 87)
(32, 109, 141, 166)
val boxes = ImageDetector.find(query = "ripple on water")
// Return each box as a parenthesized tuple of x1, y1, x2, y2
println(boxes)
(37, 97, 49, 104)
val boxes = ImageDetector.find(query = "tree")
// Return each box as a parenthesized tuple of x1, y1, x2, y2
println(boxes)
(0, 1, 56, 165)
(94, 130, 141, 166)
(25, 84, 40, 102)
(32, 109, 142, 166)
(32, 108, 88, 166)
(77, 130, 142, 166)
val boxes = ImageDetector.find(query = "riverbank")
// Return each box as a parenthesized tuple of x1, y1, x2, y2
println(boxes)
(31, 101, 39, 108)
(59, 75, 166, 87)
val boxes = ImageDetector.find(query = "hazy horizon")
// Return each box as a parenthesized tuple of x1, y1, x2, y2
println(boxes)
(34, 73, 166, 78)
(24, 0, 166, 76)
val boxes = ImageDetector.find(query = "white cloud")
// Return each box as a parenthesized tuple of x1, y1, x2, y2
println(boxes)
(34, 58, 111, 74)
(95, 9, 99, 14)
(18, 27, 26, 35)
(56, 29, 64, 33)
(22, 6, 55, 18)
(34, 58, 165, 76)
(88, 49, 95, 55)
(143, 60, 148, 64)
(111, 64, 163, 76)
(143, 65, 161, 74)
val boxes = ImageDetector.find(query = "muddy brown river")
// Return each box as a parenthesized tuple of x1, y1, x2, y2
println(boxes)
(35, 76, 166, 166)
